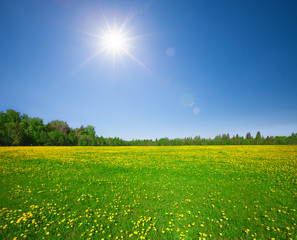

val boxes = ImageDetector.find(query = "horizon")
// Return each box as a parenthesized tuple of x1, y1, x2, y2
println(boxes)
(1, 1, 297, 141)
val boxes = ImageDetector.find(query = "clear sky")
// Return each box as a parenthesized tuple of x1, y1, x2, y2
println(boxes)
(1, 0, 297, 140)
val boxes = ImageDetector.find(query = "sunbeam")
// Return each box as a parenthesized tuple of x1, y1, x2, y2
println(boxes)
(73, 11, 151, 77)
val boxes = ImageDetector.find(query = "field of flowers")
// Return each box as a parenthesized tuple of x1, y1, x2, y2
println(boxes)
(0, 146, 296, 239)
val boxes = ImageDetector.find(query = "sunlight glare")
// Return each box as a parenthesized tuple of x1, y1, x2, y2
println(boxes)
(73, 13, 151, 76)
(104, 32, 126, 51)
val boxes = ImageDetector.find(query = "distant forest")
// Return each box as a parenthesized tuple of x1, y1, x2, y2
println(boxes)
(0, 109, 296, 146)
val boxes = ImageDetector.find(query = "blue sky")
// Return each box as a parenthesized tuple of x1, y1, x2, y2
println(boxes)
(1, 0, 297, 140)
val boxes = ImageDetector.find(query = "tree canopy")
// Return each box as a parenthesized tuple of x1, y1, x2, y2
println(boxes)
(0, 109, 296, 146)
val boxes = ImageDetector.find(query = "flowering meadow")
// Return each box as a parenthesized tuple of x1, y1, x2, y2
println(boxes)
(0, 146, 296, 239)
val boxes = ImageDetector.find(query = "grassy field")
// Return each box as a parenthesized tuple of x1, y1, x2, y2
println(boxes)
(0, 146, 296, 240)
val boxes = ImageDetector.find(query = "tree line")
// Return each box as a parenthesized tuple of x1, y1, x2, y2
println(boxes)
(0, 109, 296, 146)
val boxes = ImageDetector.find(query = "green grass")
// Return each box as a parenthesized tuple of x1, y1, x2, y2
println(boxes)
(0, 146, 296, 239)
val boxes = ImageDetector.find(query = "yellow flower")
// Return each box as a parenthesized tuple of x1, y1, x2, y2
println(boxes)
(16, 217, 23, 224)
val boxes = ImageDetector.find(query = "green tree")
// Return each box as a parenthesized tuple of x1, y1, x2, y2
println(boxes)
(48, 120, 70, 134)
(255, 131, 261, 140)
(245, 132, 252, 140)
(12, 120, 24, 145)
(0, 109, 22, 145)
(21, 116, 45, 145)
(255, 131, 262, 145)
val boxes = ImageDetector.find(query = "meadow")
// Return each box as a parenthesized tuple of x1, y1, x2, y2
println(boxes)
(0, 146, 296, 240)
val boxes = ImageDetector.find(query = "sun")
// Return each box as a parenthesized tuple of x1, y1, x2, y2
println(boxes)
(74, 13, 150, 75)
(99, 21, 132, 59)
(96, 22, 149, 71)
(103, 32, 126, 52)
